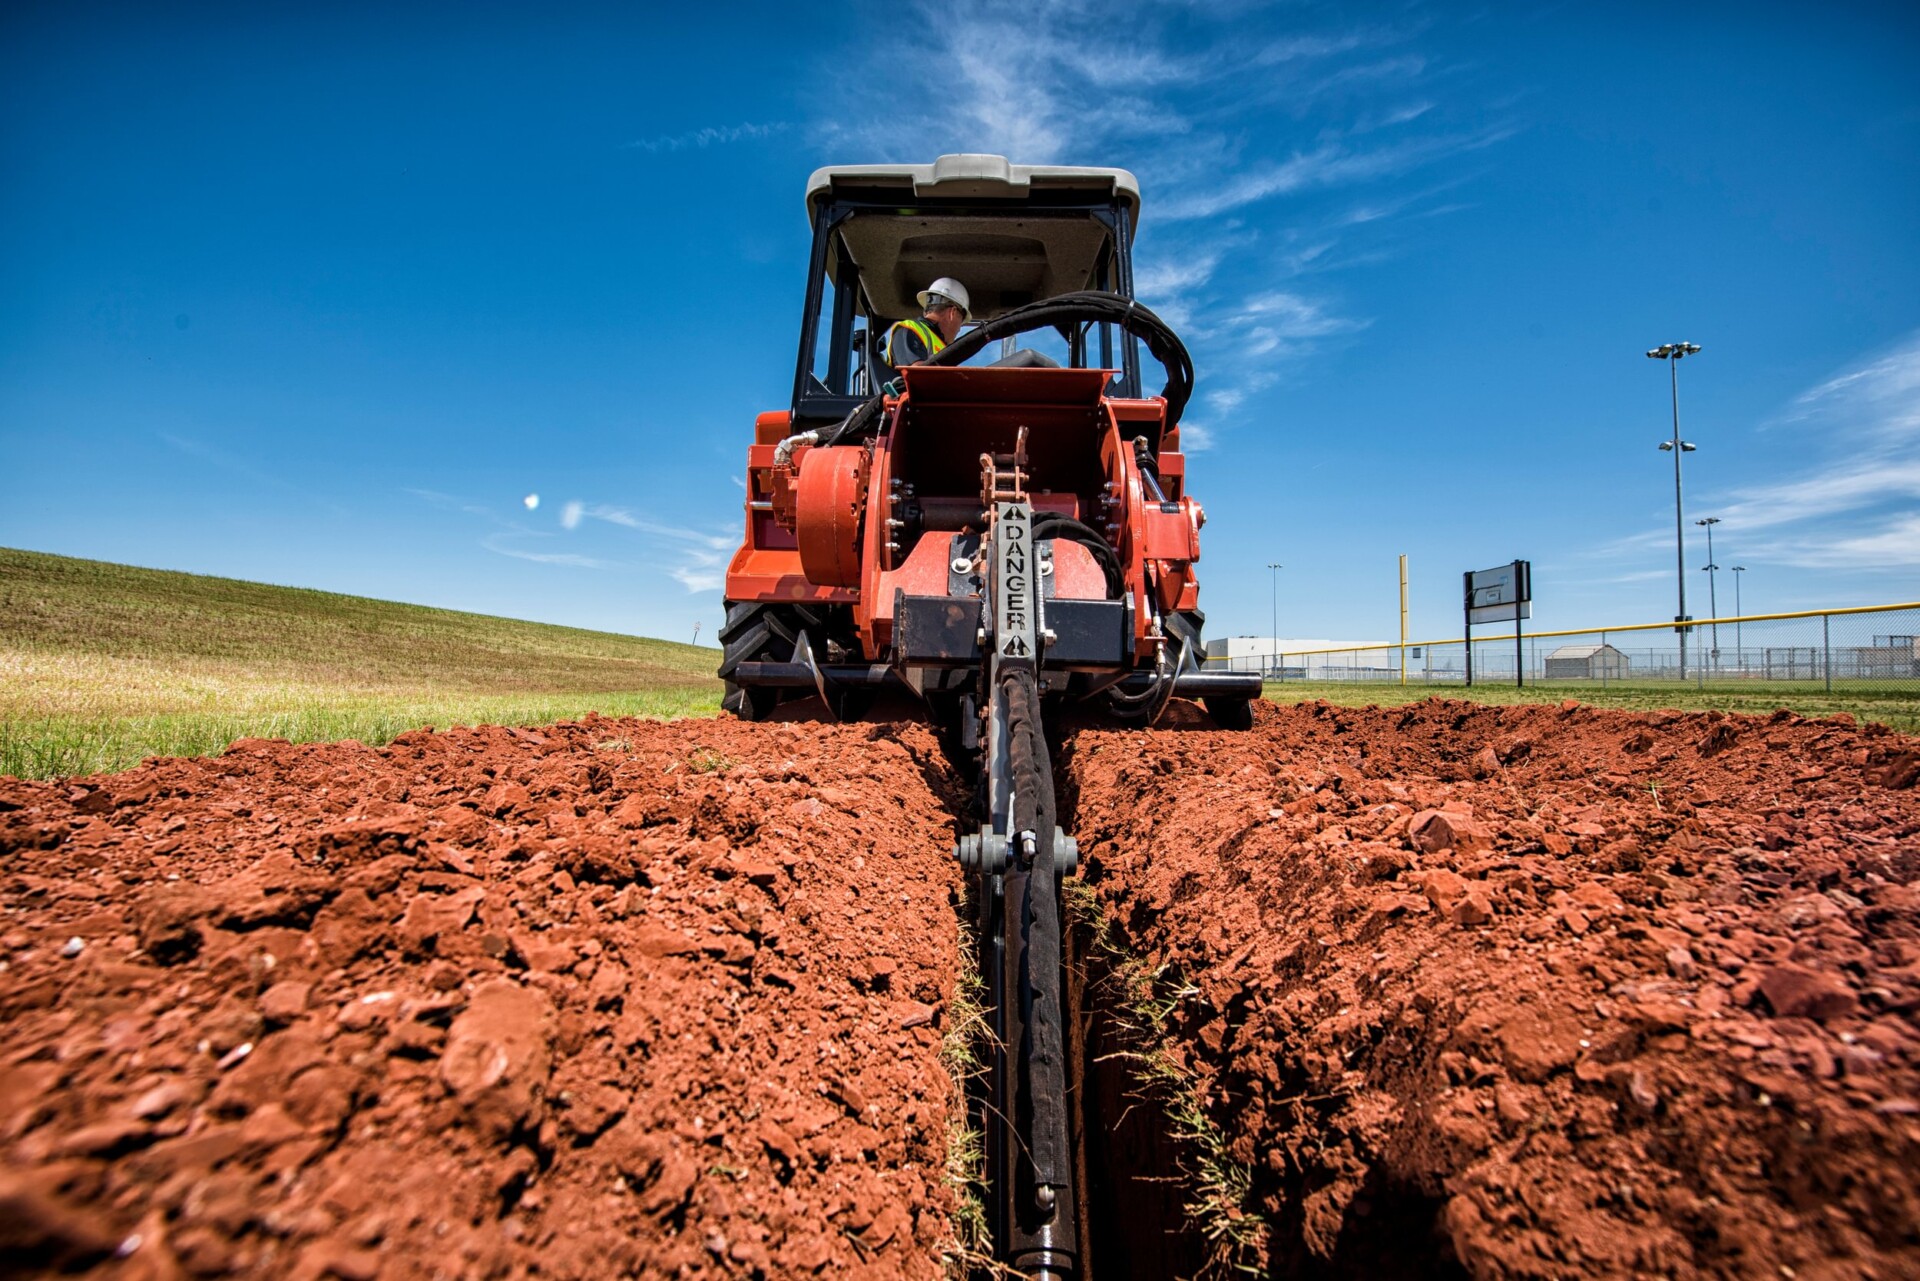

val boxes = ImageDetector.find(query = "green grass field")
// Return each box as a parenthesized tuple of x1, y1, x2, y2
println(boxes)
(0, 548, 722, 779)
(1262, 678, 1920, 733)
(6, 546, 1912, 781)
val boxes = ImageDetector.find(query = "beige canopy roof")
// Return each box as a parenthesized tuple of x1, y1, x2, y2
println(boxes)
(805, 153, 1141, 224)
(803, 155, 1143, 321)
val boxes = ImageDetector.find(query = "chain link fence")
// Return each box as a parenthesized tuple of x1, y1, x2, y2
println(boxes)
(1206, 603, 1920, 693)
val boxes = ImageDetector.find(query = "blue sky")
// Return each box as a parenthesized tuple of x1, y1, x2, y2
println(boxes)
(3, 2, 1916, 648)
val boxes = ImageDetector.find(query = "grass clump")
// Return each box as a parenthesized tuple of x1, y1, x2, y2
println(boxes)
(686, 747, 735, 774)
(938, 899, 1000, 1279)
(1065, 879, 1266, 1276)
(0, 547, 721, 777)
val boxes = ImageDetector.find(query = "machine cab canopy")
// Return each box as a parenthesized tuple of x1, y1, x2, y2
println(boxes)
(792, 154, 1146, 426)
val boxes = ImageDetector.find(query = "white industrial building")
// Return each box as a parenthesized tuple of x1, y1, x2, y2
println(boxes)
(1204, 635, 1397, 680)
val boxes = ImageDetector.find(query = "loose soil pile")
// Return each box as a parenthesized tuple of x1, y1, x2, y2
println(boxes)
(0, 716, 967, 1279)
(1064, 699, 1920, 1279)
(8, 697, 1919, 1280)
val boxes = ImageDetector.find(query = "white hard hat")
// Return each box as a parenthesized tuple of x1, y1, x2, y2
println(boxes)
(916, 277, 971, 319)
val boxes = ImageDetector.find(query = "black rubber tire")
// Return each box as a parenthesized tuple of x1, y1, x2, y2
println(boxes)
(717, 600, 862, 721)
(717, 601, 794, 722)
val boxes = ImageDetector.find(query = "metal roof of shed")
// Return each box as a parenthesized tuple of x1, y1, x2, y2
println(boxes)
(1546, 644, 1624, 659)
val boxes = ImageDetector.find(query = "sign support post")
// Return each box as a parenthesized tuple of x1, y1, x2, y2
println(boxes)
(1462, 571, 1474, 687)
(1515, 608, 1524, 689)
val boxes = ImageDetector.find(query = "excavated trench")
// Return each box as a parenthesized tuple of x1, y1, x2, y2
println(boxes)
(1057, 698, 1920, 1280)
(1065, 926, 1205, 1279)
(3, 698, 1918, 1279)
(1065, 918, 1468, 1280)
(1054, 730, 1466, 1280)
(1047, 713, 1466, 1280)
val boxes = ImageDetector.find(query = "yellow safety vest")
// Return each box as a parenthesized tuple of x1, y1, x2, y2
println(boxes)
(887, 317, 946, 364)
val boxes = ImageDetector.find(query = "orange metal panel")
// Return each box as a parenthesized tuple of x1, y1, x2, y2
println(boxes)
(1141, 501, 1200, 562)
(754, 411, 792, 446)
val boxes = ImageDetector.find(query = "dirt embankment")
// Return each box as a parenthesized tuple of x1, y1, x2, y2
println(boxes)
(0, 716, 967, 1280)
(1064, 699, 1920, 1279)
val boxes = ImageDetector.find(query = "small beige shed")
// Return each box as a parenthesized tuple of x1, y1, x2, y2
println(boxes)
(1544, 643, 1628, 679)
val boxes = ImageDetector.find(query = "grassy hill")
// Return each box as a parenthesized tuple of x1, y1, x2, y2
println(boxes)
(0, 547, 721, 778)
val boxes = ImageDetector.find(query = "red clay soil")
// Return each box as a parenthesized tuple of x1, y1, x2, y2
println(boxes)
(1064, 699, 1920, 1280)
(0, 715, 968, 1280)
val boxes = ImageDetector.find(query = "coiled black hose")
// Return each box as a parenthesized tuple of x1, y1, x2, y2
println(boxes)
(816, 290, 1193, 448)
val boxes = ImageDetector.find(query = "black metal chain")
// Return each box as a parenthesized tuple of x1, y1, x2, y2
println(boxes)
(1001, 666, 1070, 1193)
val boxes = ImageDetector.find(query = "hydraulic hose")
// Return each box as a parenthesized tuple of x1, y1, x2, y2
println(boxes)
(816, 290, 1193, 448)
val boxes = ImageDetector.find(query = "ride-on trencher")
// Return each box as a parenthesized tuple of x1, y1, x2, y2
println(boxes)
(718, 154, 1258, 1278)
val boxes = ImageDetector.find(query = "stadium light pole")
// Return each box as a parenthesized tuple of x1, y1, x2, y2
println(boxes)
(1696, 516, 1721, 668)
(1731, 565, 1746, 663)
(1267, 563, 1283, 679)
(1649, 341, 1702, 679)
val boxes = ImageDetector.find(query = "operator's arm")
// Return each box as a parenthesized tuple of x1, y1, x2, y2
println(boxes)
(886, 320, 933, 369)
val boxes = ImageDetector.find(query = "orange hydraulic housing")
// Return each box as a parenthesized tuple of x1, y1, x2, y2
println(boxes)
(725, 364, 1205, 683)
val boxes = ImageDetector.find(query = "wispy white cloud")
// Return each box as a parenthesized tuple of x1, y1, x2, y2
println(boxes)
(1159, 128, 1512, 222)
(1789, 512, 1920, 567)
(1717, 332, 1920, 554)
(1178, 421, 1216, 452)
(1135, 251, 1222, 329)
(1708, 459, 1920, 534)
(624, 122, 788, 152)
(480, 533, 615, 570)
(1732, 512, 1920, 571)
(575, 504, 734, 551)
(1235, 290, 1370, 335)
(1772, 334, 1920, 448)
(670, 565, 727, 592)
(560, 502, 733, 592)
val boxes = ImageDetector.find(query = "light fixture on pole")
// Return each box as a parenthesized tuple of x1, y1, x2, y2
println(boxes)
(1731, 565, 1746, 660)
(1267, 563, 1283, 679)
(1649, 341, 1702, 678)
(1695, 516, 1721, 668)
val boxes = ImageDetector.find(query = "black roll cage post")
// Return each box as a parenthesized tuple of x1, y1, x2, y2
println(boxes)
(789, 195, 1143, 427)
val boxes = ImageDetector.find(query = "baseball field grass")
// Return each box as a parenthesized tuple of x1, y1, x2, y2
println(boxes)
(1, 548, 721, 779)
(1263, 677, 1920, 733)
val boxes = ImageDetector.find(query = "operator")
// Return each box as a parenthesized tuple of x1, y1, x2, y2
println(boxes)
(886, 276, 970, 368)
(883, 275, 1060, 376)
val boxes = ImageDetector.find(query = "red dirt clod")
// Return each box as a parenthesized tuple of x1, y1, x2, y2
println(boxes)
(1873, 751, 1920, 789)
(1755, 962, 1860, 1022)
(1408, 808, 1494, 856)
